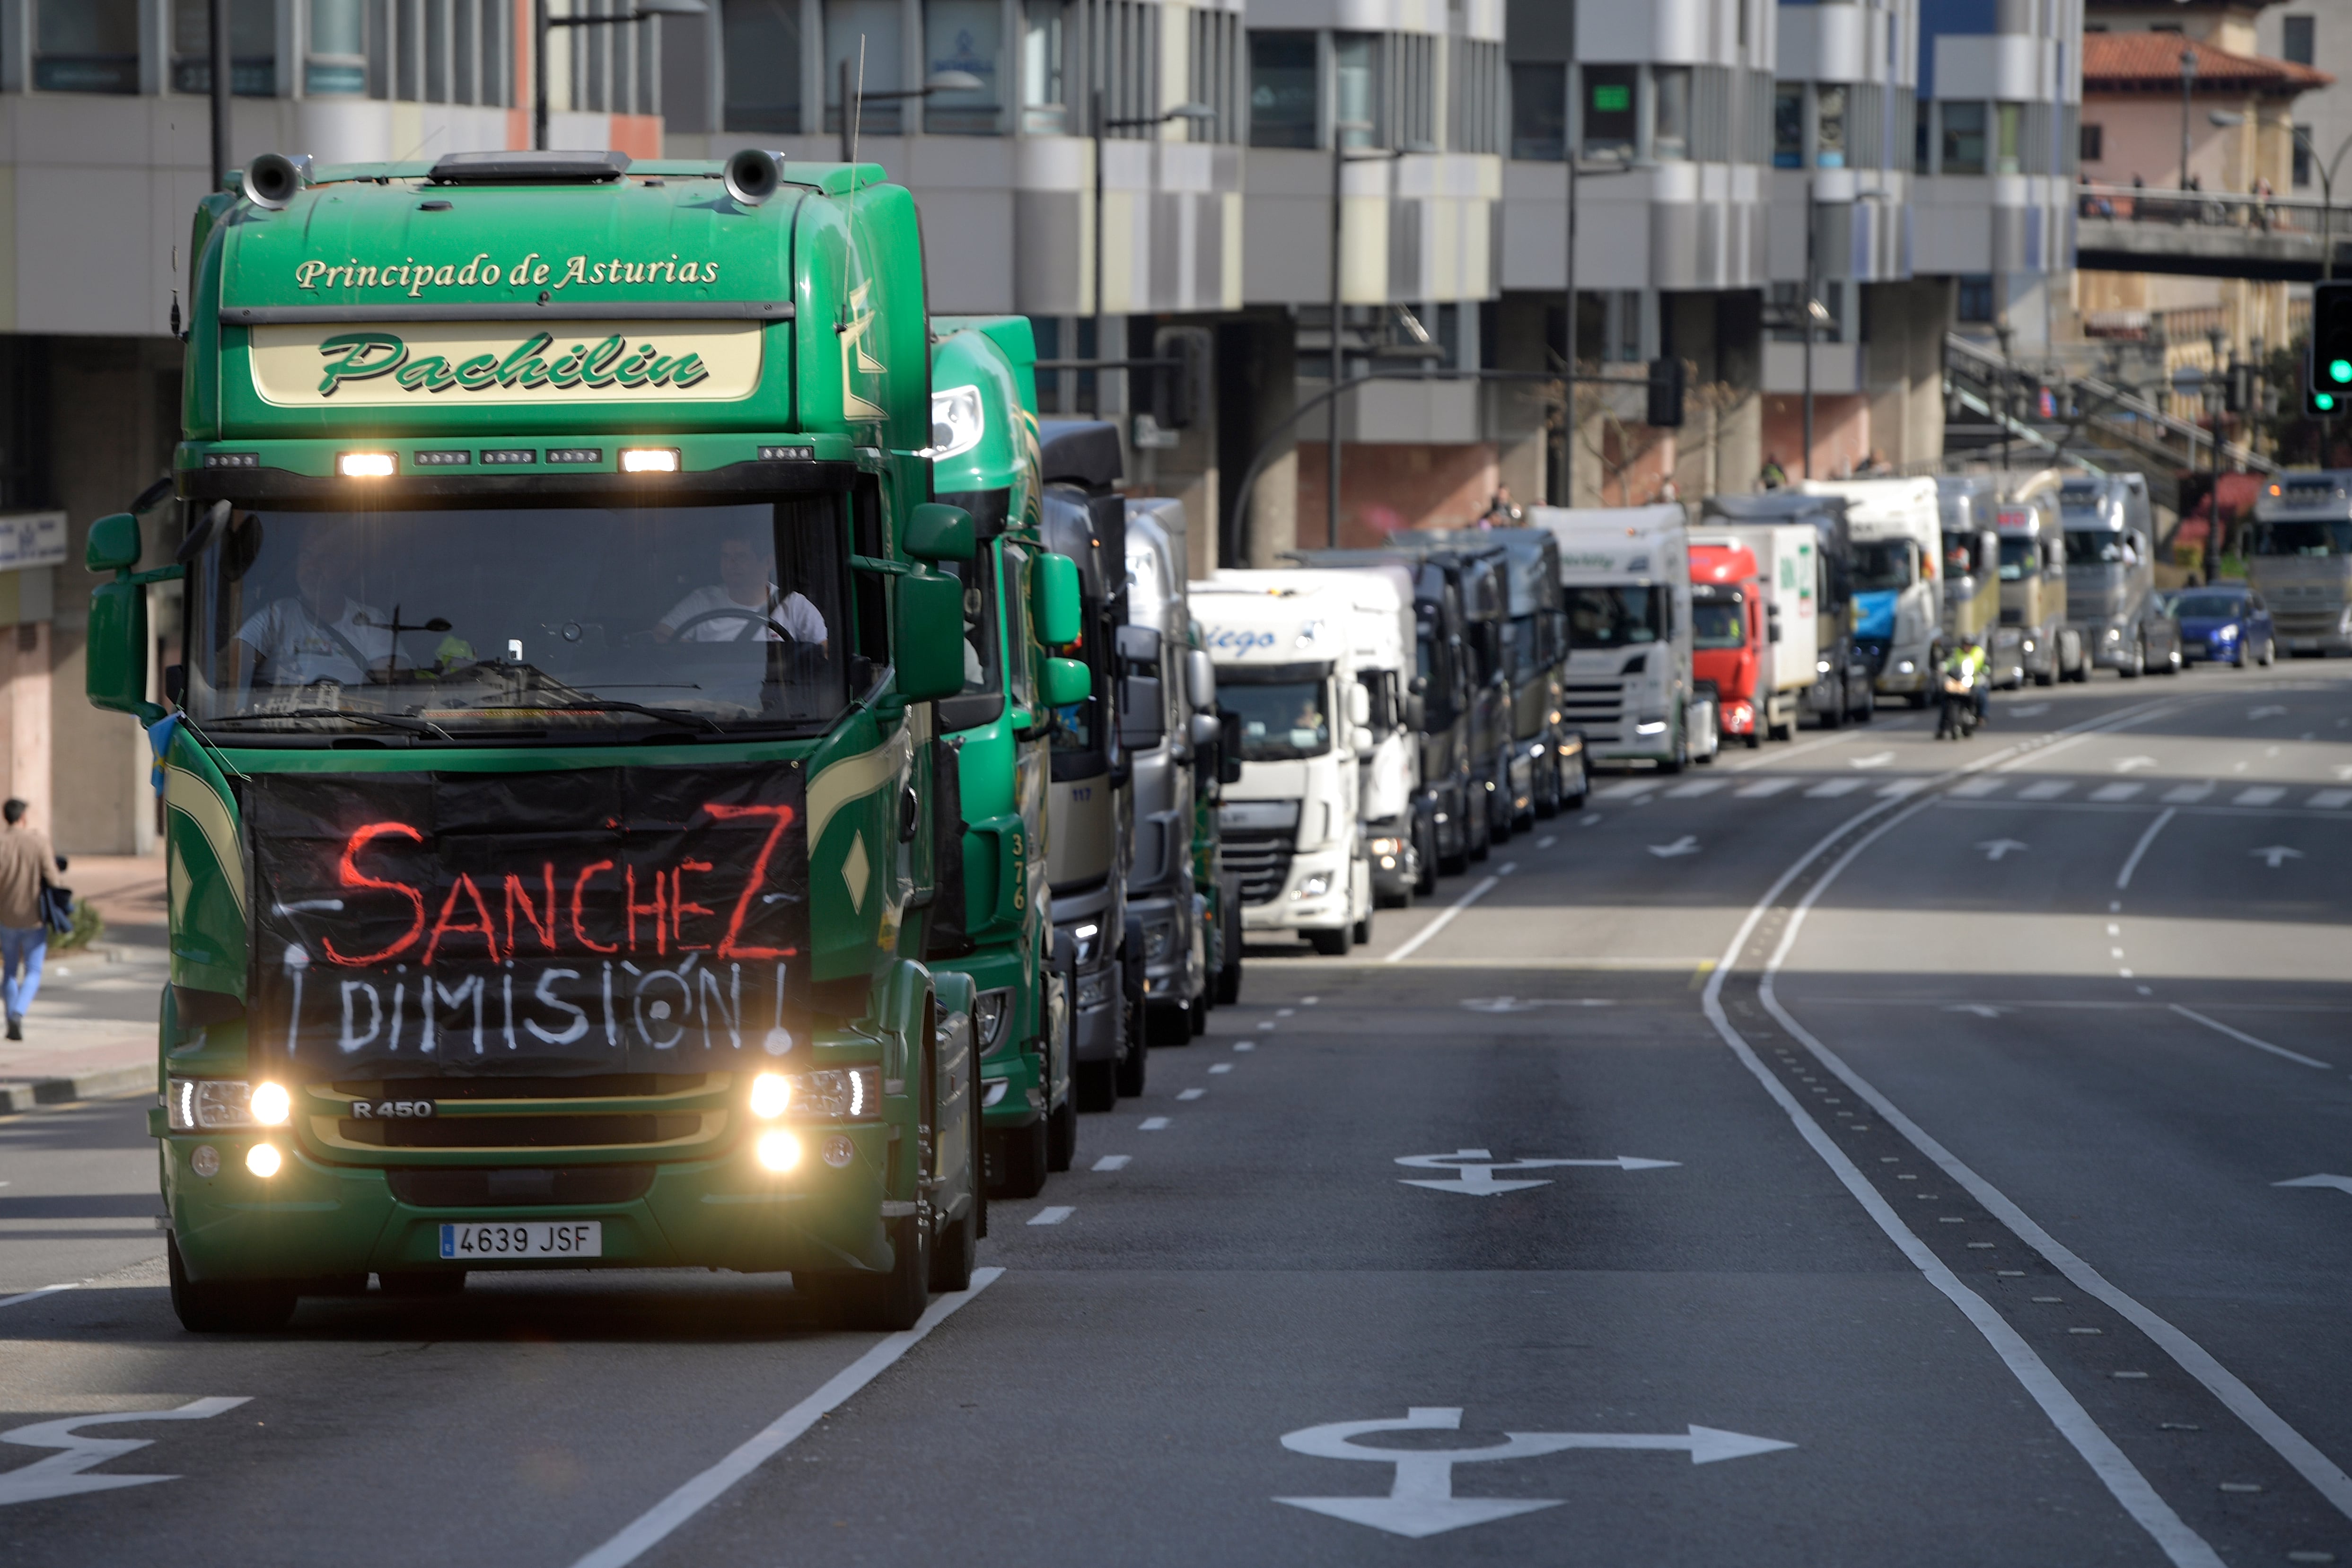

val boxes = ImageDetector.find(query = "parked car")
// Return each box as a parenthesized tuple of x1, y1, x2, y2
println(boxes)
(2170, 586, 2277, 667)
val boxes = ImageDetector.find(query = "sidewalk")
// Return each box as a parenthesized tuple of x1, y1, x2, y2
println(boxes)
(0, 852, 167, 1112)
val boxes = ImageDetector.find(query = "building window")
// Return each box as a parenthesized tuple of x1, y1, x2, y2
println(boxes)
(1654, 65, 1692, 160)
(2295, 126, 2314, 188)
(1334, 33, 1379, 146)
(827, 0, 906, 137)
(1450, 39, 1501, 154)
(1995, 101, 2022, 174)
(1024, 0, 1066, 134)
(1249, 31, 1318, 148)
(724, 0, 804, 132)
(1773, 83, 1804, 168)
(35, 0, 140, 93)
(1510, 62, 1565, 159)
(2284, 15, 2316, 65)
(925, 0, 1002, 133)
(1957, 275, 1994, 323)
(1940, 102, 1987, 175)
(1815, 84, 1847, 169)
(172, 0, 276, 95)
(2080, 122, 2102, 164)
(1189, 8, 1242, 144)
(1582, 63, 1637, 158)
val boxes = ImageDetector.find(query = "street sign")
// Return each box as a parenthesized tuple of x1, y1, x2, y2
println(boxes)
(1275, 1406, 1795, 1538)
(1395, 1149, 1678, 1196)
(0, 512, 66, 573)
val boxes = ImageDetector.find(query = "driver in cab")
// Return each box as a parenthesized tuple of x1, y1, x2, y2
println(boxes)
(655, 529, 829, 650)
(231, 529, 395, 688)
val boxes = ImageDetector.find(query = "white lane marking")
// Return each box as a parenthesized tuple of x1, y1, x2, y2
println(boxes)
(1384, 875, 1501, 964)
(2310, 788, 2352, 809)
(1594, 780, 1655, 799)
(1536, 835, 1557, 848)
(2161, 782, 2215, 803)
(1209, 1063, 1233, 1074)
(1233, 1042, 1255, 1052)
(1948, 1005, 2011, 1018)
(1498, 861, 1518, 876)
(1177, 1088, 1205, 1101)
(1027, 1206, 1074, 1226)
(1646, 836, 1701, 858)
(1735, 777, 1797, 797)
(2114, 756, 2159, 773)
(2090, 782, 2145, 802)
(2019, 780, 2073, 800)
(2250, 845, 2306, 868)
(0, 1285, 75, 1313)
(1579, 812, 1603, 825)
(2115, 807, 2177, 891)
(1725, 726, 1871, 771)
(2010, 702, 2052, 717)
(1746, 805, 2352, 1539)
(1302, 996, 1320, 1004)
(1140, 1116, 1171, 1130)
(1257, 1021, 1278, 1030)
(1948, 776, 2005, 797)
(2168, 1005, 2333, 1070)
(1849, 751, 1896, 770)
(0, 1398, 254, 1507)
(2250, 705, 2289, 720)
(569, 1270, 1001, 1568)
(1091, 1155, 1131, 1171)
(1976, 839, 2029, 861)
(2277, 1174, 2352, 1197)
(1805, 778, 1863, 797)
(2234, 786, 2286, 806)
(1276, 1008, 1296, 1017)
(1664, 779, 1726, 797)
(1395, 1149, 1679, 1195)
(1876, 779, 1929, 798)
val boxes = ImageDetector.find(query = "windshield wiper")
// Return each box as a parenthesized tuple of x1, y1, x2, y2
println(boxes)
(545, 699, 727, 734)
(206, 708, 455, 740)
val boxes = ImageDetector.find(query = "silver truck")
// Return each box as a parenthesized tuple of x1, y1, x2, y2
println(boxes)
(2058, 473, 2182, 678)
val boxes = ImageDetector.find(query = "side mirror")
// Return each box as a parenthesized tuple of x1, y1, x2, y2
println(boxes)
(1188, 711, 1220, 748)
(1352, 725, 1376, 754)
(87, 512, 142, 574)
(1768, 620, 1782, 642)
(87, 577, 156, 718)
(1033, 553, 1081, 646)
(1345, 682, 1371, 728)
(1119, 675, 1166, 747)
(895, 571, 967, 702)
(905, 502, 975, 562)
(1115, 623, 1159, 666)
(1185, 648, 1216, 710)
(1041, 655, 1090, 708)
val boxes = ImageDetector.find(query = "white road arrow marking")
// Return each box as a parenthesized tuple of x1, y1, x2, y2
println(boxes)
(2249, 705, 2289, 720)
(1946, 1004, 2012, 1018)
(1275, 1407, 1795, 1539)
(1460, 997, 1615, 1013)
(1395, 1149, 1678, 1195)
(2113, 756, 2159, 773)
(1976, 839, 2030, 861)
(2010, 702, 2051, 717)
(2250, 846, 2306, 868)
(2276, 1174, 2352, 1196)
(1850, 751, 1896, 769)
(1648, 836, 1701, 858)
(0, 1399, 251, 1507)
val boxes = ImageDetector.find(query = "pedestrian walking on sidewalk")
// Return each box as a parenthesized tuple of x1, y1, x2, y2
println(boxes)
(0, 799, 66, 1041)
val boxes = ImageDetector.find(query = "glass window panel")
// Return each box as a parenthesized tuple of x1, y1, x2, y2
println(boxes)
(1996, 101, 2021, 174)
(1941, 101, 1987, 175)
(1582, 63, 1637, 158)
(1510, 61, 1564, 160)
(1334, 32, 1377, 147)
(1655, 66, 1692, 160)
(1815, 84, 1846, 169)
(1023, 0, 1065, 133)
(925, 0, 1001, 133)
(39, 0, 142, 93)
(826, 0, 905, 135)
(724, 0, 804, 132)
(1249, 31, 1317, 149)
(1773, 83, 1804, 168)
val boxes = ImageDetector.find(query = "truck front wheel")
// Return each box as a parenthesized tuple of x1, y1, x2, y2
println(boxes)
(807, 1215, 930, 1331)
(168, 1234, 296, 1334)
(1046, 1093, 1078, 1170)
(988, 1120, 1048, 1200)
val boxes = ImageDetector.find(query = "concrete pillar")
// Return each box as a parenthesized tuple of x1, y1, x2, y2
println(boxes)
(1215, 313, 1296, 570)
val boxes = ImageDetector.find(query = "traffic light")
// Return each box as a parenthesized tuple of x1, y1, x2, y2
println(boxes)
(2308, 385, 2341, 418)
(2309, 281, 2352, 399)
(1647, 356, 1686, 429)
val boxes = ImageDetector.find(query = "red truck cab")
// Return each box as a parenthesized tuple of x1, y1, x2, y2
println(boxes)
(1690, 543, 1764, 748)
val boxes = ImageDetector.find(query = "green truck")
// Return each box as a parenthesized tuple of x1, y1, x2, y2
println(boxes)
(92, 146, 1070, 1333)
(924, 316, 1079, 1197)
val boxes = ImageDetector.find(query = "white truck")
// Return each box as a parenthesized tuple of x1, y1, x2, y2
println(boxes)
(1527, 504, 1695, 771)
(1687, 518, 1820, 743)
(1802, 478, 1944, 707)
(1193, 576, 1377, 955)
(1251, 565, 1422, 908)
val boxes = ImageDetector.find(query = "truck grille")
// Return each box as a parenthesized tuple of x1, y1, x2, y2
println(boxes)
(1561, 681, 1624, 742)
(348, 1114, 699, 1148)
(388, 1165, 657, 1208)
(1223, 830, 1296, 905)
(312, 1074, 724, 1158)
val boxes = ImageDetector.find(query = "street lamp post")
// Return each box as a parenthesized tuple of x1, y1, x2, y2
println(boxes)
(837, 66, 986, 164)
(1323, 124, 1431, 547)
(2179, 48, 2198, 193)
(535, 0, 705, 153)
(2206, 323, 2229, 583)
(1561, 148, 1629, 506)
(2288, 123, 2352, 281)
(1094, 97, 1213, 422)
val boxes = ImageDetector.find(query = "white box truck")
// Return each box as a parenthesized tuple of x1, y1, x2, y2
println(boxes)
(1193, 577, 1377, 955)
(1802, 478, 1944, 706)
(1527, 505, 1696, 770)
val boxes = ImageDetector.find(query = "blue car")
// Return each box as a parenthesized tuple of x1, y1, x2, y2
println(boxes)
(2170, 587, 2276, 667)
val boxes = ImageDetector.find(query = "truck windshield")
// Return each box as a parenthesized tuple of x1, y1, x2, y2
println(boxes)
(1224, 680, 1330, 760)
(2253, 519, 2352, 556)
(1565, 586, 1664, 648)
(1693, 595, 1744, 649)
(1998, 539, 2039, 580)
(2064, 529, 2137, 566)
(1852, 540, 1916, 591)
(1504, 615, 1541, 681)
(184, 497, 848, 739)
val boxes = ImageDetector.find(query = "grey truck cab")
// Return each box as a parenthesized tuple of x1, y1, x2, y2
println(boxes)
(2058, 473, 2181, 678)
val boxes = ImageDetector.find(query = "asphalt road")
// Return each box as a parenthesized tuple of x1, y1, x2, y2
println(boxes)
(3, 661, 2350, 1567)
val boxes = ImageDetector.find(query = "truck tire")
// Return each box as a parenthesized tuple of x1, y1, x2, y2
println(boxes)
(1414, 818, 1440, 895)
(1074, 1059, 1117, 1113)
(168, 1234, 297, 1333)
(1908, 689, 1929, 709)
(1115, 1027, 1149, 1096)
(1534, 759, 1560, 819)
(2120, 638, 2144, 679)
(1046, 1093, 1077, 1171)
(1352, 905, 1374, 946)
(929, 1083, 980, 1294)
(989, 1120, 1048, 1200)
(1189, 993, 1208, 1034)
(808, 1215, 930, 1331)
(1216, 895, 1243, 1005)
(1307, 926, 1351, 956)
(2033, 664, 2054, 687)
(1466, 806, 1491, 863)
(1146, 1001, 1192, 1047)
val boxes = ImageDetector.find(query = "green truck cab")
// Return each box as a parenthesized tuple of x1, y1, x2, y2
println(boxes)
(923, 316, 1084, 1197)
(90, 146, 1071, 1333)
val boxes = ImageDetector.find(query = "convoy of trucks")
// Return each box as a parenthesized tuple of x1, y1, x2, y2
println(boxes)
(95, 140, 2245, 1339)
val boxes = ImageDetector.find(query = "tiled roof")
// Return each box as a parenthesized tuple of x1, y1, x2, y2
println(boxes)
(2083, 32, 2334, 92)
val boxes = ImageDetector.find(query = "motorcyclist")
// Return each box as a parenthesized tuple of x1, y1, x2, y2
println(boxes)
(1936, 638, 1986, 741)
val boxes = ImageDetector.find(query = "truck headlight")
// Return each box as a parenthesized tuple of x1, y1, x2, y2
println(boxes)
(1634, 718, 1668, 736)
(1294, 872, 1333, 899)
(245, 1143, 283, 1178)
(750, 1072, 791, 1119)
(2022, 639, 2036, 653)
(1895, 659, 1916, 675)
(248, 1082, 292, 1126)
(973, 987, 1013, 1051)
(1068, 921, 1101, 966)
(1076, 971, 1109, 1009)
(1817, 658, 1833, 675)
(1142, 920, 1176, 962)
(2105, 626, 2124, 641)
(775, 1067, 882, 1120)
(167, 1078, 270, 1130)
(1368, 836, 1404, 857)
